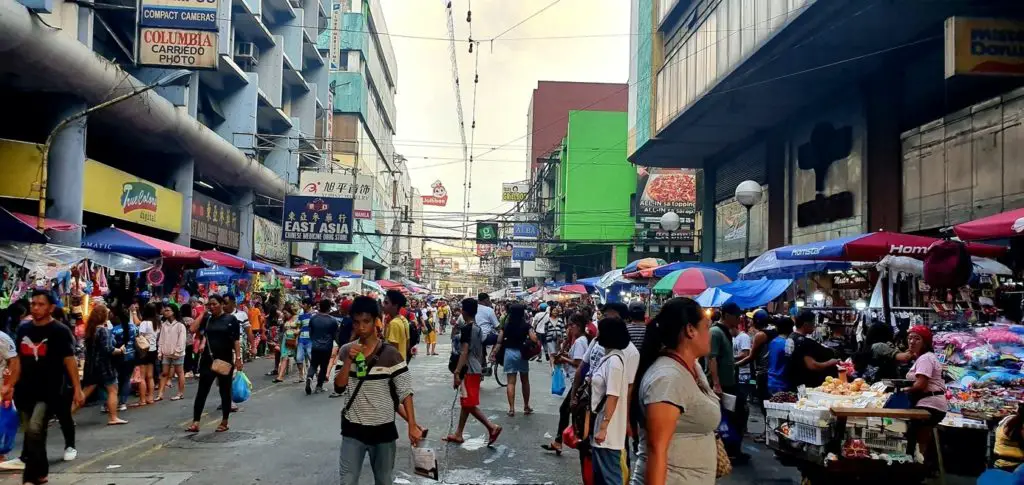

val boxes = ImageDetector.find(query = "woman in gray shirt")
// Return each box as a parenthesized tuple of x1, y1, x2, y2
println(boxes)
(630, 298, 720, 485)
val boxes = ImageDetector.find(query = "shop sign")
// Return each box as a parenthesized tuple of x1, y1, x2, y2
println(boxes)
(945, 17, 1024, 79)
(512, 223, 539, 239)
(298, 171, 373, 219)
(501, 182, 529, 202)
(281, 196, 353, 243)
(533, 258, 559, 273)
(636, 168, 697, 225)
(138, 28, 218, 70)
(253, 215, 288, 263)
(84, 160, 183, 232)
(191, 192, 240, 249)
(476, 222, 498, 243)
(422, 180, 448, 206)
(476, 243, 495, 257)
(139, 0, 218, 31)
(512, 246, 538, 262)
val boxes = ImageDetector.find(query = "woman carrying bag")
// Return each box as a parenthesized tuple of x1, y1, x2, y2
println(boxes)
(186, 295, 242, 433)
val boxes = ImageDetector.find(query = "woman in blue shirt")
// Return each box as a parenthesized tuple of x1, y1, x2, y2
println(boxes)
(766, 317, 794, 395)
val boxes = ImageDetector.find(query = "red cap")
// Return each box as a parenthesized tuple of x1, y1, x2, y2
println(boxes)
(340, 299, 353, 313)
(585, 322, 598, 338)
(909, 325, 933, 348)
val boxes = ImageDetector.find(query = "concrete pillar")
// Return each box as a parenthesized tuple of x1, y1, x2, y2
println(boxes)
(236, 190, 255, 259)
(171, 159, 194, 246)
(700, 167, 716, 263)
(46, 99, 87, 246)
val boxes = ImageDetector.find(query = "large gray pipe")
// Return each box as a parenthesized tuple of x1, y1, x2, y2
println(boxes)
(0, 0, 292, 199)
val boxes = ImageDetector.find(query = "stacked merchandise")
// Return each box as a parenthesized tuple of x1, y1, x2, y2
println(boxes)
(935, 324, 1024, 420)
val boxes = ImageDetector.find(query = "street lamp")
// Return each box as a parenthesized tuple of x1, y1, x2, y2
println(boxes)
(659, 211, 681, 232)
(36, 69, 193, 231)
(735, 180, 763, 266)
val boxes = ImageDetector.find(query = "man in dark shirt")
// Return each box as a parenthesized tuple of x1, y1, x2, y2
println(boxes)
(306, 299, 340, 395)
(787, 310, 839, 389)
(10, 290, 85, 485)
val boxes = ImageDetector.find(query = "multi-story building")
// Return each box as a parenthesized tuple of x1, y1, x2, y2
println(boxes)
(628, 0, 1024, 263)
(315, 0, 401, 279)
(0, 0, 331, 264)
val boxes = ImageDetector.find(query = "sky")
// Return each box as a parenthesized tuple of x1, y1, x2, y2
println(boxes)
(380, 0, 631, 243)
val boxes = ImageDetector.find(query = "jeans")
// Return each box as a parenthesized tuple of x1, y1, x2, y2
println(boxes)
(193, 366, 233, 422)
(592, 447, 626, 485)
(307, 347, 332, 388)
(116, 361, 135, 405)
(338, 436, 396, 485)
(18, 400, 53, 484)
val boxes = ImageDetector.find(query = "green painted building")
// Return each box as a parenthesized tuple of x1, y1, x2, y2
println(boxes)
(552, 110, 635, 269)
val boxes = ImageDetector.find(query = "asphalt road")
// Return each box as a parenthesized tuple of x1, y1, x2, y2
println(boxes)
(0, 341, 806, 484)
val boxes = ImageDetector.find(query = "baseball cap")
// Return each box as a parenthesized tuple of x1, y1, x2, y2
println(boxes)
(721, 302, 742, 316)
(628, 302, 646, 319)
(751, 309, 769, 322)
(585, 322, 598, 338)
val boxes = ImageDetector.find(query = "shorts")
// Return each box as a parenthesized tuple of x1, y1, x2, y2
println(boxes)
(162, 356, 185, 366)
(459, 373, 482, 408)
(503, 348, 529, 374)
(915, 406, 947, 426)
(296, 341, 312, 363)
(426, 331, 437, 345)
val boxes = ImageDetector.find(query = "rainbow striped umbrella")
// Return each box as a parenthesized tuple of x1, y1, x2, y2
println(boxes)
(653, 268, 732, 297)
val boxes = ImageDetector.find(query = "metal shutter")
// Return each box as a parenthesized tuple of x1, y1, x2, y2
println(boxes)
(714, 144, 767, 202)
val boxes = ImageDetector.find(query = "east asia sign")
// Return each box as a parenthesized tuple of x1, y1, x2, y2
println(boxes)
(282, 196, 353, 243)
(138, 28, 219, 69)
(139, 0, 218, 31)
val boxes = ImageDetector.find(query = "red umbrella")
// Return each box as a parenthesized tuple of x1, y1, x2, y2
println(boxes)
(376, 280, 409, 293)
(559, 284, 588, 295)
(199, 250, 246, 270)
(953, 208, 1024, 241)
(295, 264, 330, 278)
(775, 231, 1006, 261)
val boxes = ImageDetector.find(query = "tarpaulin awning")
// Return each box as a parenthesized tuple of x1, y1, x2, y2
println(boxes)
(738, 249, 851, 280)
(0, 242, 153, 279)
(694, 279, 793, 309)
(200, 250, 273, 273)
(953, 207, 1024, 241)
(81, 227, 201, 262)
(652, 267, 731, 296)
(264, 263, 299, 278)
(0, 207, 47, 244)
(558, 284, 588, 295)
(333, 269, 361, 279)
(773, 231, 1006, 262)
(12, 212, 79, 232)
(196, 265, 242, 283)
(626, 261, 741, 280)
(362, 280, 385, 294)
(876, 255, 1013, 276)
(295, 264, 333, 278)
(576, 277, 601, 288)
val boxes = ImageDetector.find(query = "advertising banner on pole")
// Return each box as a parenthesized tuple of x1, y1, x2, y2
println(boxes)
(282, 196, 353, 243)
(512, 223, 539, 239)
(512, 246, 538, 262)
(253, 215, 288, 263)
(502, 182, 529, 202)
(298, 171, 373, 219)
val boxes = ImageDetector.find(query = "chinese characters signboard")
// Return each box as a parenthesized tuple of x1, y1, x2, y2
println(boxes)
(191, 192, 240, 249)
(299, 171, 373, 219)
(282, 196, 353, 243)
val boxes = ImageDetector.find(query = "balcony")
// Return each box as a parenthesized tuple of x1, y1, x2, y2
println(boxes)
(232, 0, 275, 46)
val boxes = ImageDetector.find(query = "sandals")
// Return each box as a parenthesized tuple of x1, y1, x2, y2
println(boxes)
(541, 442, 563, 456)
(153, 397, 164, 402)
(107, 418, 128, 426)
(170, 395, 184, 401)
(487, 425, 503, 446)
(272, 378, 284, 383)
(442, 435, 465, 444)
(185, 423, 200, 433)
(524, 407, 534, 415)
(216, 422, 230, 432)
(127, 402, 146, 408)
(506, 410, 515, 417)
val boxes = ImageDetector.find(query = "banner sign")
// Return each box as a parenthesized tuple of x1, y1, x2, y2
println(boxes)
(83, 160, 183, 232)
(298, 171, 373, 219)
(422, 180, 448, 206)
(512, 223, 539, 239)
(502, 182, 529, 202)
(635, 168, 697, 224)
(139, 0, 218, 30)
(253, 215, 288, 263)
(945, 17, 1024, 79)
(533, 258, 559, 273)
(476, 222, 499, 243)
(282, 196, 353, 243)
(512, 246, 538, 262)
(191, 192, 240, 249)
(138, 28, 219, 69)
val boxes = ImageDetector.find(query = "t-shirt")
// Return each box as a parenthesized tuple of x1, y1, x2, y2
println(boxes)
(459, 323, 484, 375)
(787, 332, 836, 389)
(569, 335, 590, 362)
(623, 342, 640, 386)
(309, 314, 340, 351)
(138, 320, 158, 350)
(590, 350, 628, 450)
(907, 352, 948, 412)
(733, 332, 752, 382)
(110, 322, 138, 362)
(384, 315, 410, 361)
(586, 339, 606, 378)
(707, 324, 736, 387)
(298, 312, 312, 344)
(475, 305, 500, 337)
(201, 313, 240, 361)
(336, 316, 353, 346)
(248, 307, 264, 331)
(338, 341, 413, 445)
(532, 312, 550, 334)
(767, 335, 791, 393)
(626, 322, 647, 351)
(0, 332, 15, 377)
(15, 321, 75, 402)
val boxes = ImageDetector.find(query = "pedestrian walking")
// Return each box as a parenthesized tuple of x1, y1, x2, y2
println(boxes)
(542, 312, 592, 456)
(306, 299, 339, 395)
(156, 305, 187, 402)
(186, 295, 242, 434)
(590, 317, 634, 485)
(109, 306, 137, 410)
(531, 303, 551, 363)
(335, 296, 422, 485)
(444, 298, 502, 446)
(382, 291, 410, 362)
(490, 304, 538, 416)
(295, 298, 314, 382)
(10, 290, 85, 485)
(131, 303, 159, 407)
(77, 304, 127, 424)
(273, 305, 299, 383)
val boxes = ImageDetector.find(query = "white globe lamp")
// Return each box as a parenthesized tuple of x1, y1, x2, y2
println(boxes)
(659, 211, 681, 232)
(735, 180, 763, 208)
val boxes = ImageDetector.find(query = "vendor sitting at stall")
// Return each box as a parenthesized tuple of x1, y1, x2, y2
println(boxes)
(994, 403, 1024, 472)
(786, 310, 840, 390)
(853, 322, 915, 383)
(904, 325, 948, 470)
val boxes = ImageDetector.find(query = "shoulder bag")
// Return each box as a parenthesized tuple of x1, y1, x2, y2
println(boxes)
(662, 351, 731, 478)
(570, 353, 623, 445)
(202, 317, 232, 376)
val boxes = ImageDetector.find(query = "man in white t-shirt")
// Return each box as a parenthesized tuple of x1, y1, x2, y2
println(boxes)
(531, 304, 551, 362)
(475, 293, 500, 346)
(0, 332, 17, 400)
(733, 326, 753, 384)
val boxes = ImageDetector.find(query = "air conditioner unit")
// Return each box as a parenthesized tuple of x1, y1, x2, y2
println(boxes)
(233, 42, 259, 69)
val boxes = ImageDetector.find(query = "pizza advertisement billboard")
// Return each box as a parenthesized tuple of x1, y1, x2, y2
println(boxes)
(636, 168, 697, 226)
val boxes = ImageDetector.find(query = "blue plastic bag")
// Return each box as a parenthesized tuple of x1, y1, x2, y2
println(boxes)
(0, 401, 18, 455)
(232, 371, 252, 403)
(551, 367, 566, 396)
(717, 407, 740, 447)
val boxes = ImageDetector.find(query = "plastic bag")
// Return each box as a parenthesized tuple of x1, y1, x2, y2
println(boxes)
(0, 401, 17, 455)
(551, 367, 566, 396)
(716, 408, 740, 447)
(410, 446, 438, 480)
(232, 371, 252, 403)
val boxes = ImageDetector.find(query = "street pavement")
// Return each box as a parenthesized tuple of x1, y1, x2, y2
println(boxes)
(0, 341, 805, 484)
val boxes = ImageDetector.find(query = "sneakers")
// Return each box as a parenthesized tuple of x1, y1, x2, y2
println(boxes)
(305, 377, 312, 395)
(63, 447, 78, 462)
(314, 387, 325, 394)
(118, 404, 127, 412)
(0, 458, 25, 470)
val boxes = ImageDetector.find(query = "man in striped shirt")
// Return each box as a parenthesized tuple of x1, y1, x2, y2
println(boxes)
(335, 296, 422, 485)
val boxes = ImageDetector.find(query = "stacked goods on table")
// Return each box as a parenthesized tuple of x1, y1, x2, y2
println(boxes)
(935, 323, 1024, 420)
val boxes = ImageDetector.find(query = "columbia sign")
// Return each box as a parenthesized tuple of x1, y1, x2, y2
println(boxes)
(888, 244, 929, 255)
(138, 28, 218, 69)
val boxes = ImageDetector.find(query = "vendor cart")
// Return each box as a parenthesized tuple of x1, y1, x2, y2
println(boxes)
(766, 405, 935, 485)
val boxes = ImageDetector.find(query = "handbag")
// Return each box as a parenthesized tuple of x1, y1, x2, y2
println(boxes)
(135, 335, 150, 354)
(204, 332, 233, 376)
(522, 339, 542, 360)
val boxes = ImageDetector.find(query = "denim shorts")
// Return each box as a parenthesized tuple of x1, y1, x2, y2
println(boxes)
(503, 348, 529, 374)
(296, 341, 312, 363)
(162, 356, 185, 366)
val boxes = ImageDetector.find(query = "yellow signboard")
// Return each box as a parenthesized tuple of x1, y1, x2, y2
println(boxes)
(945, 17, 1024, 79)
(84, 160, 183, 232)
(0, 139, 44, 199)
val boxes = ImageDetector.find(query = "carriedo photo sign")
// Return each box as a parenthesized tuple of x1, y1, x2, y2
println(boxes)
(282, 196, 353, 243)
(137, 0, 219, 70)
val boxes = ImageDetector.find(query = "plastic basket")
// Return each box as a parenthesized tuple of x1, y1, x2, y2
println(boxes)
(790, 407, 833, 426)
(791, 422, 830, 446)
(764, 401, 794, 420)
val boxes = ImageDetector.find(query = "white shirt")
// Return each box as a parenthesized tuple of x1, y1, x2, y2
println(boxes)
(532, 311, 550, 334)
(233, 310, 250, 337)
(586, 339, 606, 378)
(590, 349, 629, 450)
(0, 332, 15, 376)
(734, 332, 752, 381)
(569, 336, 590, 362)
(623, 342, 640, 385)
(475, 304, 500, 336)
(138, 320, 157, 347)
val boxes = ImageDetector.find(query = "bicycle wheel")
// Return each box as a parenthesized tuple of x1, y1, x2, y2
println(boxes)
(493, 363, 507, 387)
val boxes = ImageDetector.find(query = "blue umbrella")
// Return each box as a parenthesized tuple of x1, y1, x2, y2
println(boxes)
(738, 249, 850, 280)
(196, 265, 241, 283)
